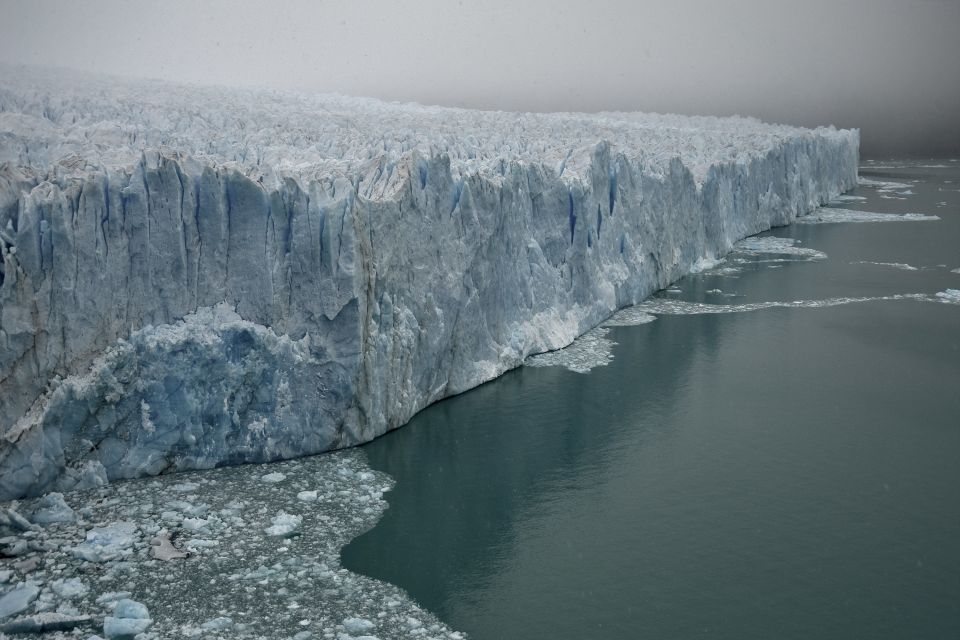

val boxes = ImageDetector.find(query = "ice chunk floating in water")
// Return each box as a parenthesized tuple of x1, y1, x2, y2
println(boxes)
(525, 328, 618, 374)
(936, 289, 960, 304)
(624, 293, 936, 316)
(858, 178, 912, 190)
(731, 237, 827, 260)
(795, 208, 940, 224)
(852, 261, 919, 271)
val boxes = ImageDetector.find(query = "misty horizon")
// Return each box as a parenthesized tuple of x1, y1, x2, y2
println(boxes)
(1, 0, 959, 157)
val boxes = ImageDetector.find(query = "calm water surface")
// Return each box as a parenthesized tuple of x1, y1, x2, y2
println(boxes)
(342, 161, 960, 639)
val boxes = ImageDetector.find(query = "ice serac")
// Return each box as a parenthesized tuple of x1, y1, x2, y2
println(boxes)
(0, 66, 859, 499)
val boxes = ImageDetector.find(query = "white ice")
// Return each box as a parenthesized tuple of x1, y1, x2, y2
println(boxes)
(795, 208, 939, 224)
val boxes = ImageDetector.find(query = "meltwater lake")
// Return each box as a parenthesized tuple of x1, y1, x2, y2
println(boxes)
(342, 161, 960, 639)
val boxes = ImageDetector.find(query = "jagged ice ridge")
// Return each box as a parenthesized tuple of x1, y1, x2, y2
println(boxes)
(0, 66, 859, 498)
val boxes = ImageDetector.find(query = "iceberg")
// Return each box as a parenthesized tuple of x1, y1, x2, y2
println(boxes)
(0, 66, 859, 498)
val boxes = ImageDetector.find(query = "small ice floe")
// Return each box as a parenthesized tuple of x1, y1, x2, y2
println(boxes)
(171, 482, 200, 493)
(29, 492, 76, 525)
(0, 581, 40, 618)
(524, 327, 616, 373)
(181, 517, 213, 535)
(343, 617, 376, 635)
(1, 507, 39, 534)
(95, 592, 132, 607)
(165, 500, 208, 517)
(852, 261, 919, 271)
(665, 287, 682, 294)
(733, 236, 827, 260)
(103, 598, 152, 639)
(201, 616, 233, 631)
(950, 268, 960, 274)
(830, 194, 867, 203)
(858, 177, 911, 190)
(795, 208, 939, 224)
(50, 577, 89, 599)
(603, 308, 658, 327)
(0, 612, 94, 634)
(69, 522, 137, 563)
(935, 289, 960, 304)
(297, 490, 319, 502)
(261, 472, 287, 484)
(265, 511, 303, 538)
(622, 293, 933, 317)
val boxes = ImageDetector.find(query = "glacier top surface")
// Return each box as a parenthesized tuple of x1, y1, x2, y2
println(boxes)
(0, 65, 853, 188)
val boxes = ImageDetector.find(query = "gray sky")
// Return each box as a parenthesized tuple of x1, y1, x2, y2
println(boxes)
(1, 0, 958, 157)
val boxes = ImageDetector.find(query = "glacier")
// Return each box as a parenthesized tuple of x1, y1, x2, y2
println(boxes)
(0, 66, 858, 499)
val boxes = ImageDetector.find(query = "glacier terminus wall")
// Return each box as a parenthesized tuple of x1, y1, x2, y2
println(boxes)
(0, 67, 859, 499)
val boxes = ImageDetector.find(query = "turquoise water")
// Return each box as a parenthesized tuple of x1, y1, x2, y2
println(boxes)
(342, 161, 960, 639)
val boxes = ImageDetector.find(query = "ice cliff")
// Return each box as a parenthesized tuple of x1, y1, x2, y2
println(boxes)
(0, 66, 859, 499)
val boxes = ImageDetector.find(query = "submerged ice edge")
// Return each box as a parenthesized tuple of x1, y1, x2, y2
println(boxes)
(0, 450, 465, 640)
